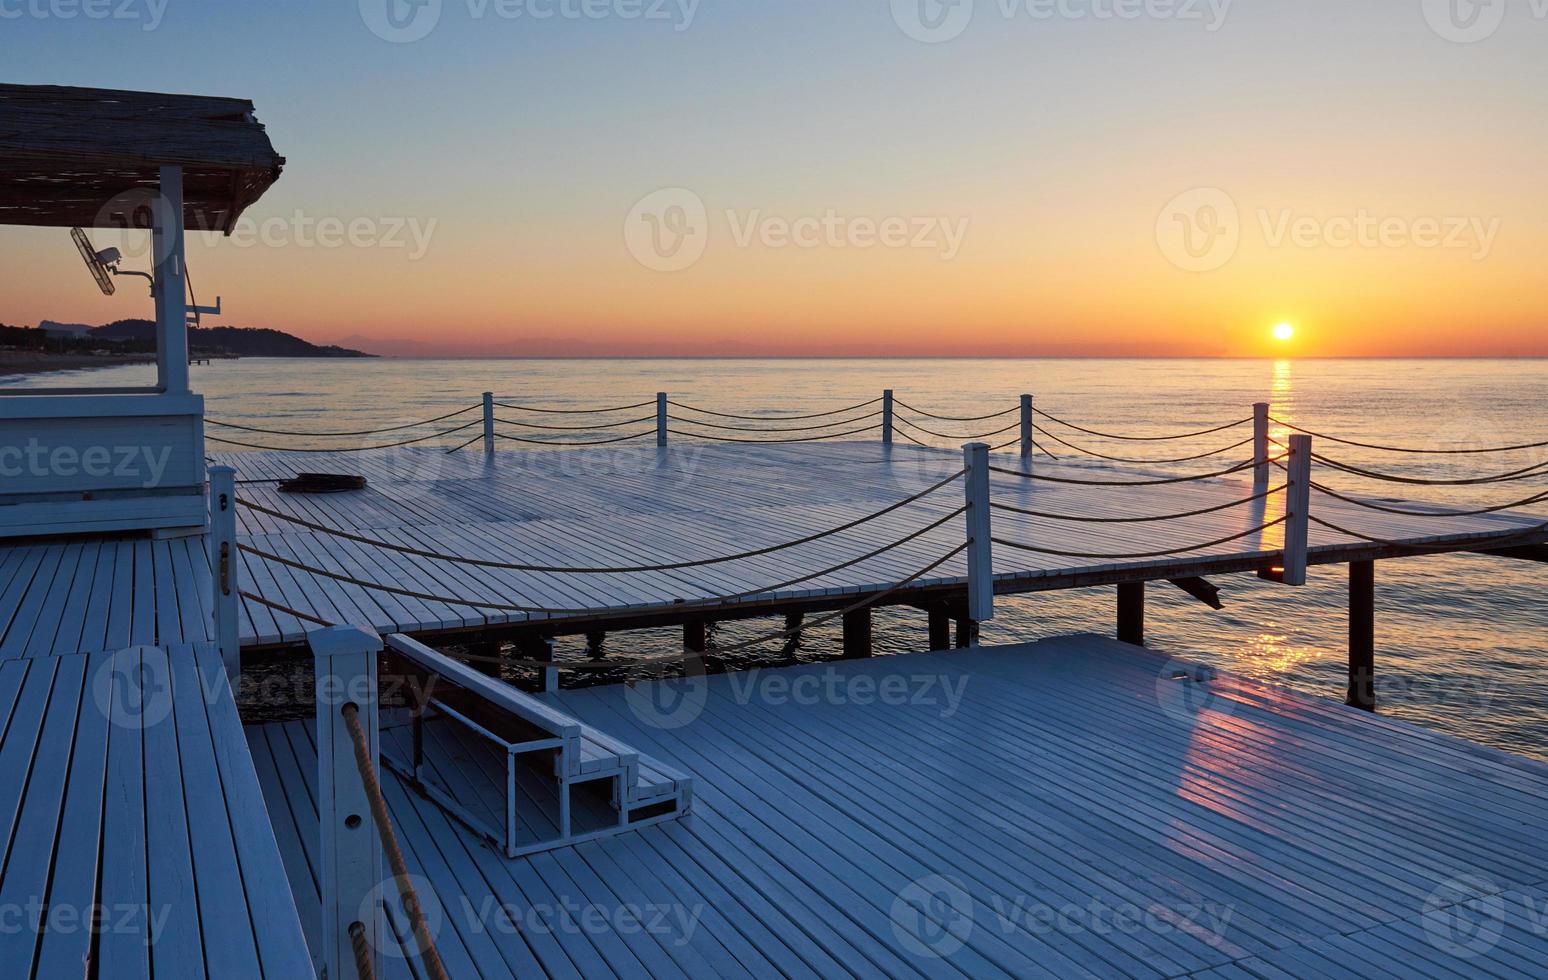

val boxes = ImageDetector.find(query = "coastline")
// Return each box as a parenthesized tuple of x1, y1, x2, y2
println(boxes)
(0, 352, 155, 380)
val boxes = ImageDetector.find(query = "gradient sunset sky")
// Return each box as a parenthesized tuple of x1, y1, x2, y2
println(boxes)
(4, 1, 1546, 357)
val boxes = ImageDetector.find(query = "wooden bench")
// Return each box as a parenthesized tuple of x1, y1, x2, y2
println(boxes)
(380, 634, 691, 858)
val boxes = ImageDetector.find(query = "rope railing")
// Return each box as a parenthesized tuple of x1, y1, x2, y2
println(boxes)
(991, 484, 1285, 524)
(235, 468, 966, 573)
(496, 541, 971, 672)
(1271, 417, 1548, 455)
(493, 430, 656, 447)
(892, 400, 1019, 423)
(206, 418, 483, 453)
(989, 457, 1262, 487)
(1310, 452, 1548, 487)
(494, 399, 657, 415)
(244, 543, 971, 672)
(666, 411, 883, 434)
(667, 424, 884, 445)
(237, 503, 966, 616)
(1308, 513, 1548, 553)
(494, 414, 657, 431)
(667, 396, 884, 421)
(206, 404, 480, 437)
(1034, 408, 1254, 442)
(993, 516, 1288, 562)
(1032, 427, 1256, 465)
(894, 416, 1021, 441)
(339, 702, 451, 980)
(1309, 482, 1548, 518)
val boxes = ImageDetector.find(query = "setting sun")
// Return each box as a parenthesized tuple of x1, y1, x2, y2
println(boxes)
(1273, 323, 1296, 342)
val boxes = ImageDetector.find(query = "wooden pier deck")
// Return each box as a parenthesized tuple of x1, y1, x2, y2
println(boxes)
(2, 441, 1541, 658)
(0, 642, 312, 978)
(246, 634, 1548, 978)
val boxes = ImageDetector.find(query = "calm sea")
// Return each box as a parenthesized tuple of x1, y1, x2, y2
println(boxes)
(16, 357, 1548, 761)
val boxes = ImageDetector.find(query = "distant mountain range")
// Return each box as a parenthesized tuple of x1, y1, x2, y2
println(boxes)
(41, 320, 374, 358)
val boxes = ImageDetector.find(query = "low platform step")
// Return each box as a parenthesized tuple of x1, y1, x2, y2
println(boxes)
(381, 633, 692, 858)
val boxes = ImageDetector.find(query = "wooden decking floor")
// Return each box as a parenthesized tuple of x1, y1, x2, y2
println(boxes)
(0, 643, 311, 978)
(1, 442, 1542, 657)
(247, 635, 1548, 979)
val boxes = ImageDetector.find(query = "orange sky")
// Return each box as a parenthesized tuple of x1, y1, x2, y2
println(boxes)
(5, 3, 1546, 358)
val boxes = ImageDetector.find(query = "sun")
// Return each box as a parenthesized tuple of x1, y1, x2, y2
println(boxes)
(1272, 323, 1296, 342)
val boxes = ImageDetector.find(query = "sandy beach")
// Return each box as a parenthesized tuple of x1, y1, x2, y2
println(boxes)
(0, 351, 155, 379)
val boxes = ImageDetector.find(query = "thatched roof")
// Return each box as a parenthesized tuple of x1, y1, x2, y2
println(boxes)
(0, 84, 285, 234)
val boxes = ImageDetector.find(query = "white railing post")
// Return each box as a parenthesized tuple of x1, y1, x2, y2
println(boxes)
(1283, 434, 1312, 586)
(963, 442, 995, 632)
(482, 391, 495, 459)
(1253, 402, 1271, 489)
(657, 392, 668, 447)
(208, 465, 240, 681)
(313, 625, 384, 980)
(882, 389, 894, 446)
(1020, 394, 1034, 463)
(152, 164, 190, 394)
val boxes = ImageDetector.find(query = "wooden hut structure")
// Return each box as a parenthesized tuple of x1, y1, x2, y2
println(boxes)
(0, 84, 283, 537)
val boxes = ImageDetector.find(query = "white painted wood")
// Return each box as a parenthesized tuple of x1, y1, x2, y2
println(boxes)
(1284, 434, 1312, 586)
(882, 389, 894, 446)
(311, 625, 384, 980)
(1020, 393, 1034, 462)
(209, 466, 240, 679)
(153, 165, 190, 394)
(483, 391, 495, 458)
(656, 392, 668, 447)
(1254, 401, 1271, 489)
(964, 442, 994, 625)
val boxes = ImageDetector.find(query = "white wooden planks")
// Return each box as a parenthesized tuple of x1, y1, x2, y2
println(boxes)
(244, 635, 1548, 979)
(0, 643, 312, 979)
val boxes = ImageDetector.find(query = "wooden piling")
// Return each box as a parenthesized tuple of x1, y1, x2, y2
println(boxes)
(842, 608, 873, 658)
(882, 389, 894, 446)
(683, 620, 707, 654)
(1348, 560, 1376, 712)
(1117, 581, 1145, 646)
(928, 607, 952, 651)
